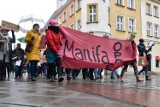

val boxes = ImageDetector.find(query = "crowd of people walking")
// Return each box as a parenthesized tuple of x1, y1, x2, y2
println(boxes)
(0, 20, 153, 82)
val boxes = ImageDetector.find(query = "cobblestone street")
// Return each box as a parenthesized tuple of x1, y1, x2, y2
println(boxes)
(0, 74, 159, 107)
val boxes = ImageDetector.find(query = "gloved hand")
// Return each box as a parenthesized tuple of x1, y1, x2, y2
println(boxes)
(31, 36, 35, 40)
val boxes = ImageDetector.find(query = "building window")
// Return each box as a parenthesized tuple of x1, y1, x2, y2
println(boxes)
(154, 24, 159, 37)
(153, 6, 159, 17)
(63, 11, 67, 21)
(147, 22, 152, 36)
(128, 18, 136, 33)
(128, 0, 135, 9)
(87, 4, 98, 23)
(116, 0, 124, 6)
(70, 4, 74, 16)
(117, 15, 125, 31)
(76, 0, 81, 10)
(58, 16, 61, 25)
(70, 24, 74, 29)
(77, 19, 81, 31)
(146, 3, 152, 15)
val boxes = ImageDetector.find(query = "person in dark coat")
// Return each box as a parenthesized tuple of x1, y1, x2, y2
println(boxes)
(137, 39, 151, 80)
(12, 43, 25, 79)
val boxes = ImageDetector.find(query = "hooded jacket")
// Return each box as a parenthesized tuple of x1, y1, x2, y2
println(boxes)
(25, 29, 42, 61)
(45, 26, 62, 53)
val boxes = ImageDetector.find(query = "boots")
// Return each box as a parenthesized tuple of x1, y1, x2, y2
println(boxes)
(145, 76, 151, 81)
(110, 76, 115, 79)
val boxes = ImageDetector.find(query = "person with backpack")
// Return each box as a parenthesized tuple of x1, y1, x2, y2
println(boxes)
(137, 39, 152, 81)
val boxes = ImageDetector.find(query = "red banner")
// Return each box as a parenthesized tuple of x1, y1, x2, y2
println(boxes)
(59, 27, 134, 70)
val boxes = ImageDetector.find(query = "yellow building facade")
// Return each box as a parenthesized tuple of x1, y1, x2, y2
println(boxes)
(51, 0, 81, 31)
(110, 0, 141, 40)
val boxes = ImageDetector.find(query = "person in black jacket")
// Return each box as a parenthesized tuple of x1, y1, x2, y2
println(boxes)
(137, 39, 151, 81)
(12, 43, 24, 79)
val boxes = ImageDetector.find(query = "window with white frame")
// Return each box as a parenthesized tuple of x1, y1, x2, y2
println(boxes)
(76, 0, 81, 10)
(147, 22, 152, 36)
(153, 6, 159, 17)
(89, 5, 97, 22)
(117, 15, 125, 31)
(146, 3, 151, 15)
(154, 24, 159, 37)
(58, 16, 61, 25)
(70, 24, 74, 29)
(128, 18, 135, 32)
(77, 19, 81, 30)
(128, 0, 135, 9)
(63, 11, 67, 21)
(116, 0, 124, 5)
(70, 4, 74, 16)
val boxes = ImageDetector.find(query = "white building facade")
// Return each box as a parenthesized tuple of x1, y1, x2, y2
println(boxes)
(141, 0, 160, 71)
(81, 0, 110, 37)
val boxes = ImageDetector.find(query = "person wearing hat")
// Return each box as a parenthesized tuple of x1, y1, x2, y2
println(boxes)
(45, 20, 64, 82)
(119, 33, 143, 82)
(137, 39, 151, 80)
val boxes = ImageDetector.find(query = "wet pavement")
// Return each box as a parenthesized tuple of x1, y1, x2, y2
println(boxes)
(0, 73, 159, 107)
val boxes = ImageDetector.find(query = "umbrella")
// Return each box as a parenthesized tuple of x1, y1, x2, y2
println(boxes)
(18, 14, 45, 33)
(17, 37, 26, 43)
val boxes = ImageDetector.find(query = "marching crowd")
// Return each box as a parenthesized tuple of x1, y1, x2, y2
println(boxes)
(0, 20, 153, 82)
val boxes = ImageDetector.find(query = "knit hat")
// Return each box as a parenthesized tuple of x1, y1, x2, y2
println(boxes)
(130, 33, 136, 38)
(49, 20, 58, 26)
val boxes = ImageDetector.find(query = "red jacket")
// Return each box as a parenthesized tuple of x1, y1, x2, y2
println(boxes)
(45, 29, 62, 53)
(132, 40, 137, 59)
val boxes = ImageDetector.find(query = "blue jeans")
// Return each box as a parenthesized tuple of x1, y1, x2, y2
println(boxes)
(28, 61, 38, 78)
(15, 65, 22, 77)
(111, 70, 118, 76)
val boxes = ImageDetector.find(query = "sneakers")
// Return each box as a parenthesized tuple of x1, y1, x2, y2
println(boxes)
(118, 77, 123, 82)
(67, 76, 71, 81)
(50, 76, 55, 82)
(58, 77, 64, 82)
(31, 77, 37, 81)
(136, 78, 143, 82)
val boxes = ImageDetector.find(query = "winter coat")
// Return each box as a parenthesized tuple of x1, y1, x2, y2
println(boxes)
(137, 43, 151, 60)
(12, 48, 25, 61)
(0, 31, 15, 62)
(45, 26, 62, 53)
(25, 29, 42, 61)
(137, 43, 146, 56)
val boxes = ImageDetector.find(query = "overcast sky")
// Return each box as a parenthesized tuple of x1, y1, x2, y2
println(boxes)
(0, 0, 57, 24)
(0, 0, 57, 48)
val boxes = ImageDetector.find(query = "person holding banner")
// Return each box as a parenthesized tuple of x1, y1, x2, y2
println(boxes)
(119, 34, 143, 82)
(137, 39, 151, 81)
(45, 20, 64, 82)
(0, 27, 15, 80)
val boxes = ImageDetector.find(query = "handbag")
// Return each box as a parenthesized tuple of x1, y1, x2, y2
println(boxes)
(25, 36, 39, 52)
(25, 44, 34, 52)
(138, 56, 147, 66)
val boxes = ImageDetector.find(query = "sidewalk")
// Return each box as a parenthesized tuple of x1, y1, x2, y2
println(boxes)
(0, 74, 159, 107)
